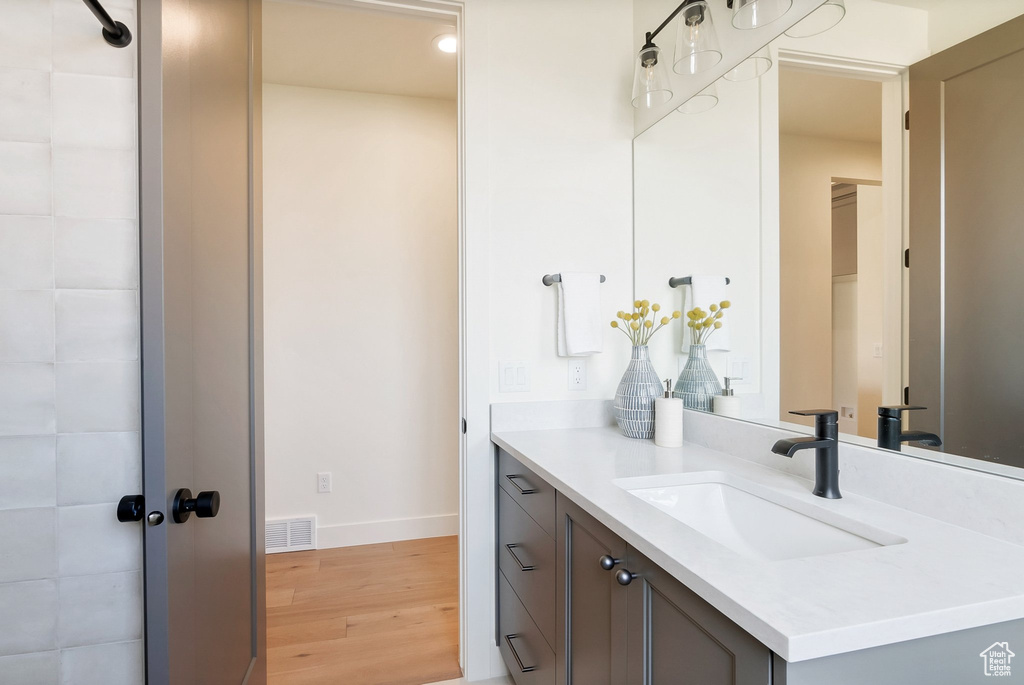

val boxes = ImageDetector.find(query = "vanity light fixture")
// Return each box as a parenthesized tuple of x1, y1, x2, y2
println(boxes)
(632, 40, 674, 108)
(723, 46, 773, 81)
(673, 1, 722, 75)
(433, 33, 457, 54)
(727, 0, 793, 30)
(677, 83, 719, 114)
(632, 0, 722, 109)
(784, 0, 846, 37)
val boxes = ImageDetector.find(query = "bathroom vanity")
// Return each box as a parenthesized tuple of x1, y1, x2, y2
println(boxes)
(492, 416, 1024, 685)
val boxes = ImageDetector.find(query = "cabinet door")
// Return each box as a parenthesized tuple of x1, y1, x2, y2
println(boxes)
(625, 547, 771, 685)
(556, 494, 628, 685)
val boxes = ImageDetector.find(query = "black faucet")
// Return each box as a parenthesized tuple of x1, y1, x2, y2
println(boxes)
(877, 405, 942, 451)
(771, 409, 841, 499)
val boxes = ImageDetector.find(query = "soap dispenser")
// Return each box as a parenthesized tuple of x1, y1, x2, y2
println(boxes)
(654, 379, 684, 447)
(713, 377, 741, 418)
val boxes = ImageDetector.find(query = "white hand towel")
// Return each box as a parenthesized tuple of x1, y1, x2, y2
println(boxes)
(683, 275, 731, 352)
(557, 273, 603, 357)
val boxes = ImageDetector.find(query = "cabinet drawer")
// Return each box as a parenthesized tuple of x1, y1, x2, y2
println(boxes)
(497, 449, 556, 538)
(499, 572, 556, 685)
(498, 487, 556, 646)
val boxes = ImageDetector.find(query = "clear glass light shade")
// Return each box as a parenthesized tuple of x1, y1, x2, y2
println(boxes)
(631, 45, 674, 109)
(673, 2, 722, 75)
(731, 0, 793, 30)
(784, 0, 846, 38)
(677, 83, 718, 114)
(723, 46, 773, 81)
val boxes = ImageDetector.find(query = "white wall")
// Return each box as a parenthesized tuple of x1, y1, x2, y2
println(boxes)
(0, 0, 143, 682)
(482, 1, 635, 406)
(633, 77, 769, 419)
(461, 0, 635, 677)
(263, 84, 459, 547)
(925, 0, 1024, 53)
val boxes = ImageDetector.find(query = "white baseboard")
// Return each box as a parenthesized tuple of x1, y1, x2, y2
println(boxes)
(316, 513, 459, 549)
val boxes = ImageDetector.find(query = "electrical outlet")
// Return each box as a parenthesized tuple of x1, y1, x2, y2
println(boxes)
(568, 359, 587, 391)
(317, 472, 332, 493)
(873, 343, 883, 358)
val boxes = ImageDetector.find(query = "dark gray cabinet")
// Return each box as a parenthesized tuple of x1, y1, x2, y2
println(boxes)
(624, 547, 772, 685)
(556, 494, 628, 685)
(497, 448, 769, 685)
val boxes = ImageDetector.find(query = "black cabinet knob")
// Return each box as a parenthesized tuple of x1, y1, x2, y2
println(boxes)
(116, 495, 145, 522)
(599, 555, 623, 571)
(616, 569, 638, 586)
(172, 488, 221, 523)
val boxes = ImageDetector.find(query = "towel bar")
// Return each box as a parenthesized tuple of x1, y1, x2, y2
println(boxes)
(669, 276, 730, 288)
(543, 274, 606, 286)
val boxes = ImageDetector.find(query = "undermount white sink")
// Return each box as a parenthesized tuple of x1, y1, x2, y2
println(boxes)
(615, 471, 906, 561)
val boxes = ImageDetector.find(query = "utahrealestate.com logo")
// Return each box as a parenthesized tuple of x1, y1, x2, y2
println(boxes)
(980, 642, 1015, 677)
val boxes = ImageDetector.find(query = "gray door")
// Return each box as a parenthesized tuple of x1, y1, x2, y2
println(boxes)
(555, 493, 628, 685)
(908, 15, 1024, 466)
(138, 1, 265, 683)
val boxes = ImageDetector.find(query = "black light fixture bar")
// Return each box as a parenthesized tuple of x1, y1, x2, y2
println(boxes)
(81, 0, 132, 48)
(644, 0, 704, 47)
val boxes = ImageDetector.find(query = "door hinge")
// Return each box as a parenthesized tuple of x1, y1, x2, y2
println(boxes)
(461, 418, 467, 434)
(905, 110, 910, 130)
(904, 248, 910, 268)
(904, 386, 910, 404)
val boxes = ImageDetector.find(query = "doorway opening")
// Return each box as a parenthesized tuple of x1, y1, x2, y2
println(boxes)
(777, 63, 904, 441)
(260, 2, 462, 683)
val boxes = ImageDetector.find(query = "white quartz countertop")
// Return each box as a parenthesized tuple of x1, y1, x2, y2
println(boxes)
(491, 426, 1024, 662)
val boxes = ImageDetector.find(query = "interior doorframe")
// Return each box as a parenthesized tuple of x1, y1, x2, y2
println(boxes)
(252, 0, 482, 677)
(771, 49, 909, 412)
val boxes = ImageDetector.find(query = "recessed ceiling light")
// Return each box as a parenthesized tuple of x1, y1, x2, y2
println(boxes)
(433, 34, 457, 54)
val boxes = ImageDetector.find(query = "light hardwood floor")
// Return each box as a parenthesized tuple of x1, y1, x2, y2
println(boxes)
(266, 536, 462, 685)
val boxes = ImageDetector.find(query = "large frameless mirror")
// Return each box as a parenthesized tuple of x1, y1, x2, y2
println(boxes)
(632, 0, 1024, 477)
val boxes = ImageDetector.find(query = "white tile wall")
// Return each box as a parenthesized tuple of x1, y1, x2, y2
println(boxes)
(0, 1, 142, 681)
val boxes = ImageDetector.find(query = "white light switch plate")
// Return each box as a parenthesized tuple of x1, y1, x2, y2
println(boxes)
(499, 361, 529, 393)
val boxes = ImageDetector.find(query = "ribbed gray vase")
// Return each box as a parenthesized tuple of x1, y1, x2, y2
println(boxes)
(614, 346, 663, 439)
(673, 343, 722, 412)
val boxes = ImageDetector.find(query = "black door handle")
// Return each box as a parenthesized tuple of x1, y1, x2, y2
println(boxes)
(117, 495, 145, 522)
(172, 488, 221, 523)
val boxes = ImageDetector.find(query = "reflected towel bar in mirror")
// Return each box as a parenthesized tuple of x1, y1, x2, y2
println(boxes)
(669, 276, 731, 288)
(542, 274, 607, 286)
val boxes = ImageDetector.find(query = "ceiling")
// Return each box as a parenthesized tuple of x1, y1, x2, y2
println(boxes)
(263, 1, 457, 100)
(779, 69, 883, 144)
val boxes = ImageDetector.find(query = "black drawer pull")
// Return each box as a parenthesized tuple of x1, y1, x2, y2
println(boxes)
(505, 543, 536, 572)
(505, 474, 538, 495)
(504, 634, 536, 673)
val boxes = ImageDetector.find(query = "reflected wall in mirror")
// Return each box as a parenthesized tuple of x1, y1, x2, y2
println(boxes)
(633, 0, 1024, 475)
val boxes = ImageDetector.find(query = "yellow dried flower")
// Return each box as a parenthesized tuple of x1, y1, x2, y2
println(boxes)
(644, 320, 653, 328)
(703, 317, 713, 327)
(610, 321, 619, 328)
(715, 311, 724, 319)
(660, 316, 670, 325)
(634, 300, 642, 308)
(652, 303, 661, 312)
(672, 311, 681, 319)
(714, 321, 723, 329)
(687, 321, 695, 328)
(631, 313, 640, 321)
(630, 321, 640, 330)
(720, 300, 731, 309)
(641, 300, 650, 308)
(710, 303, 719, 312)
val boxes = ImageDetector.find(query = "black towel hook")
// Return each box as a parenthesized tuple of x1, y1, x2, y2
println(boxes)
(81, 0, 132, 48)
